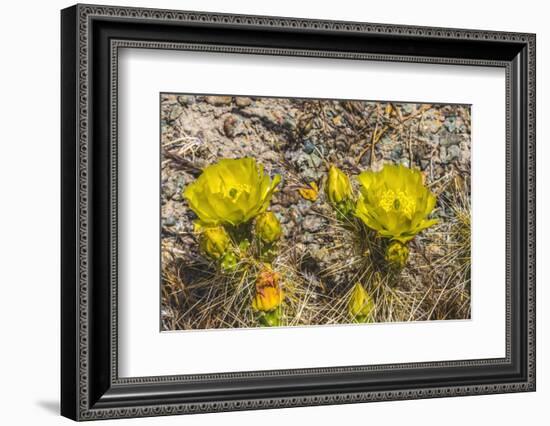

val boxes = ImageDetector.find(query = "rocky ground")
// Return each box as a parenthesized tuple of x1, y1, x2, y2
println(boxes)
(160, 93, 471, 330)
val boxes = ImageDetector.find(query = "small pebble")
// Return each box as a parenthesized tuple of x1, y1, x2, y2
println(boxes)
(391, 145, 403, 161)
(205, 95, 232, 106)
(169, 105, 184, 121)
(444, 116, 457, 132)
(302, 216, 324, 233)
(163, 216, 176, 227)
(446, 145, 461, 162)
(440, 134, 461, 146)
(223, 115, 238, 138)
(311, 154, 323, 168)
(303, 139, 315, 154)
(235, 97, 252, 107)
(401, 103, 414, 114)
(282, 118, 296, 131)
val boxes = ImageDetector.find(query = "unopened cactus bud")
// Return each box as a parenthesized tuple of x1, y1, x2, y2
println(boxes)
(327, 165, 353, 206)
(259, 309, 282, 327)
(200, 226, 230, 260)
(385, 240, 410, 269)
(348, 282, 374, 323)
(252, 266, 284, 313)
(255, 211, 282, 243)
(220, 251, 238, 271)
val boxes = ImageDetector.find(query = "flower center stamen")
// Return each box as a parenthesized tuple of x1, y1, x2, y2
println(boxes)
(222, 183, 252, 202)
(379, 189, 415, 219)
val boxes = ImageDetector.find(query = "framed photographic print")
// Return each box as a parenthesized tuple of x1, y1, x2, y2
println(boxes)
(61, 4, 536, 421)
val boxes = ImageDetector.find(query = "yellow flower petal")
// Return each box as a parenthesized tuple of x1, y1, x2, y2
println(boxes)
(298, 181, 319, 201)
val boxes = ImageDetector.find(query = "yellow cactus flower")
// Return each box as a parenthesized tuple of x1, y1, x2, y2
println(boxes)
(183, 158, 281, 226)
(255, 211, 282, 243)
(355, 164, 438, 243)
(327, 165, 353, 205)
(251, 267, 284, 312)
(199, 226, 231, 260)
(348, 282, 374, 322)
(384, 240, 410, 269)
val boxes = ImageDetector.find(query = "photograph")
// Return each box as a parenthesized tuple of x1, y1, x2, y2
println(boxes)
(160, 94, 472, 330)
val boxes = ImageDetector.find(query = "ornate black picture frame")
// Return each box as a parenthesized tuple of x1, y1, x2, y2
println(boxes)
(61, 4, 536, 421)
